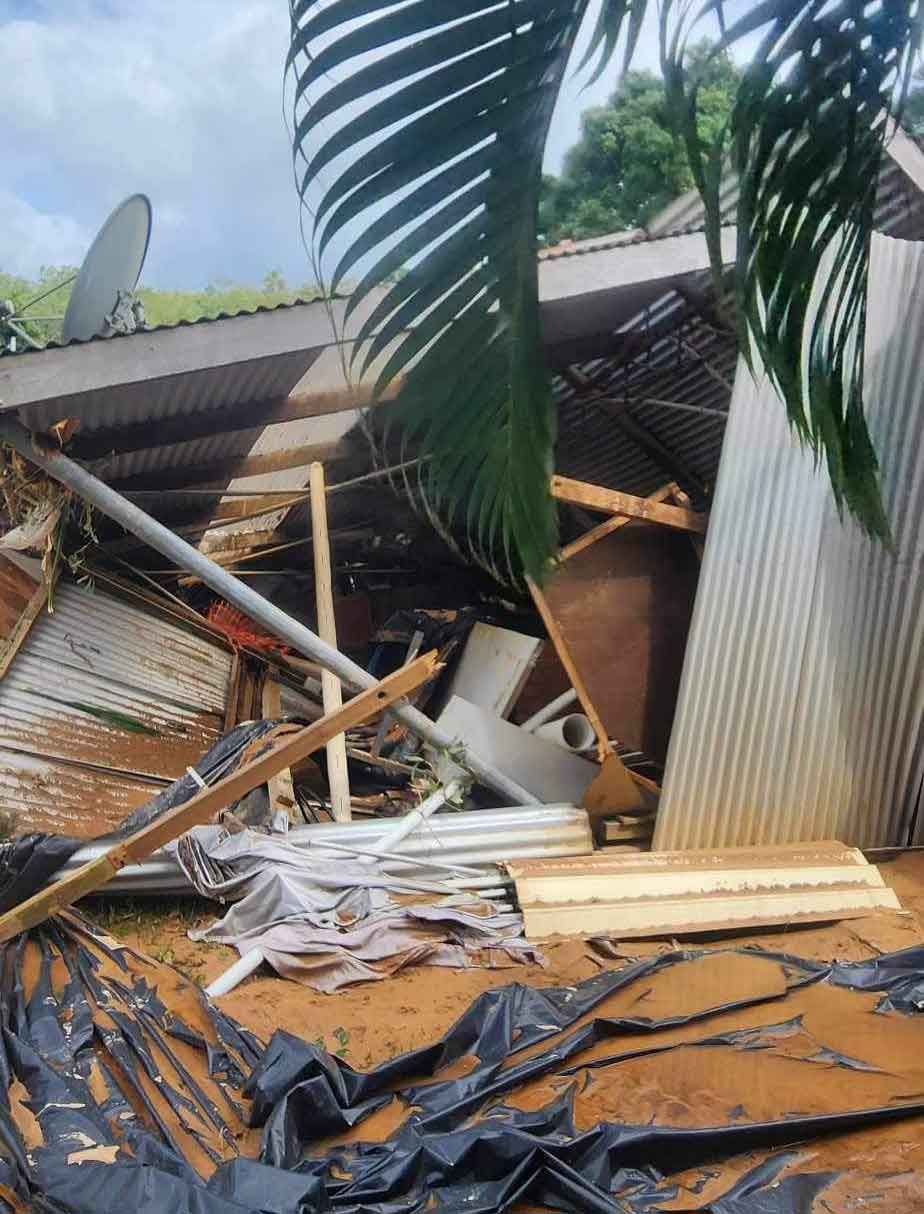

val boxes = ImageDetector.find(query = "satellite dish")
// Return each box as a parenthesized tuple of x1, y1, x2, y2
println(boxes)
(62, 194, 152, 343)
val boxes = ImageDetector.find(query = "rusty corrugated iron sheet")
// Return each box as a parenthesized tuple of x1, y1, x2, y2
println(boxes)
(655, 233, 924, 850)
(0, 582, 232, 838)
(0, 747, 161, 836)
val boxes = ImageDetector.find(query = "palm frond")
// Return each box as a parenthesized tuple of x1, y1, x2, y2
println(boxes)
(289, 0, 923, 578)
(662, 0, 923, 540)
(288, 0, 648, 581)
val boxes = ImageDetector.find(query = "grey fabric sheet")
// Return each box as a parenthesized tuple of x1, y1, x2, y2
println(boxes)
(175, 824, 541, 992)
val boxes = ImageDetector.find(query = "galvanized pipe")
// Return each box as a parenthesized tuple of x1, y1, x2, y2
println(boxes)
(0, 418, 535, 804)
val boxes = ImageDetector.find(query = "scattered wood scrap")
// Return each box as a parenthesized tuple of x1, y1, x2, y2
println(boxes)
(0, 554, 49, 680)
(601, 812, 656, 844)
(557, 483, 677, 562)
(505, 841, 903, 940)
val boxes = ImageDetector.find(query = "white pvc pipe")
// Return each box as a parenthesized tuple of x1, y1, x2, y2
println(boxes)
(362, 781, 463, 865)
(520, 688, 578, 732)
(205, 947, 264, 998)
(535, 714, 596, 753)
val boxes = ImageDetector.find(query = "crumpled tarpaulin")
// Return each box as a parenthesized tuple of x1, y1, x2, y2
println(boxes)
(3, 913, 924, 1214)
(175, 824, 540, 992)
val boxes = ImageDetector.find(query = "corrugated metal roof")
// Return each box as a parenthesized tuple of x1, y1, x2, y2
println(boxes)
(654, 233, 924, 851)
(554, 275, 735, 495)
(13, 340, 326, 439)
(0, 581, 233, 836)
(0, 747, 161, 837)
(0, 295, 324, 358)
(550, 132, 924, 499)
(32, 583, 231, 711)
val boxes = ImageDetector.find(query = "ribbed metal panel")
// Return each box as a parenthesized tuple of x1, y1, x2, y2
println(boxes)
(29, 583, 231, 711)
(17, 350, 319, 438)
(0, 658, 225, 779)
(655, 233, 924, 850)
(0, 582, 232, 836)
(62, 804, 595, 893)
(0, 748, 162, 837)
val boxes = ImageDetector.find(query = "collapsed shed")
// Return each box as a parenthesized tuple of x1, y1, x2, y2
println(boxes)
(0, 127, 922, 876)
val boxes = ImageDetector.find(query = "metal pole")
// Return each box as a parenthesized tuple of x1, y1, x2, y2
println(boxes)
(0, 418, 535, 804)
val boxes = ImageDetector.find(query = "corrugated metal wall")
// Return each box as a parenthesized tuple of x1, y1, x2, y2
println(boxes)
(655, 234, 924, 850)
(0, 583, 233, 837)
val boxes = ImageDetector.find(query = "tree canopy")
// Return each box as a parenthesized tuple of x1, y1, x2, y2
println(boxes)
(540, 43, 740, 245)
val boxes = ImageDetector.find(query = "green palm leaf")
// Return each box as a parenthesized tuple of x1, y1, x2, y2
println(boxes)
(288, 0, 922, 577)
(287, 0, 629, 580)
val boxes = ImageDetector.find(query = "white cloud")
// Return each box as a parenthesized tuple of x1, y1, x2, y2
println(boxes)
(0, 189, 90, 277)
(0, 0, 305, 288)
(0, 1, 703, 288)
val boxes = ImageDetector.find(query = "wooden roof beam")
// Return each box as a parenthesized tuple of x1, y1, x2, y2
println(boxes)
(105, 440, 348, 492)
(551, 474, 707, 533)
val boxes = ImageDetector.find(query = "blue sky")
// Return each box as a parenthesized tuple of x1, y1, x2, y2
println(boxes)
(0, 1, 665, 290)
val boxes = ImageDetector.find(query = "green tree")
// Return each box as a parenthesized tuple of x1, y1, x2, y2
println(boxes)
(0, 266, 76, 346)
(541, 45, 740, 244)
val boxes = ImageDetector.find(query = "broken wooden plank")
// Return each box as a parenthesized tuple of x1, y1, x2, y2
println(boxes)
(0, 652, 438, 942)
(372, 628, 423, 756)
(527, 575, 611, 762)
(558, 484, 677, 562)
(551, 475, 708, 533)
(602, 817, 655, 843)
(310, 462, 351, 822)
(0, 573, 48, 681)
(505, 843, 901, 940)
(262, 679, 298, 825)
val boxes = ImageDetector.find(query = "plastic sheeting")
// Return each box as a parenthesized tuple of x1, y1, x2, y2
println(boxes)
(176, 825, 540, 992)
(2, 912, 924, 1214)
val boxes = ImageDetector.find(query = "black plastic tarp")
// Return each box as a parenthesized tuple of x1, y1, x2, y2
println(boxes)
(2, 913, 923, 1214)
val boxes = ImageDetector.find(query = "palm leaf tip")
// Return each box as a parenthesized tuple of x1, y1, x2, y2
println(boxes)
(723, 0, 921, 545)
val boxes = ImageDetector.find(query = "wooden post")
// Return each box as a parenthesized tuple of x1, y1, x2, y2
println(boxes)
(261, 679, 298, 825)
(309, 462, 352, 821)
(0, 653, 438, 942)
